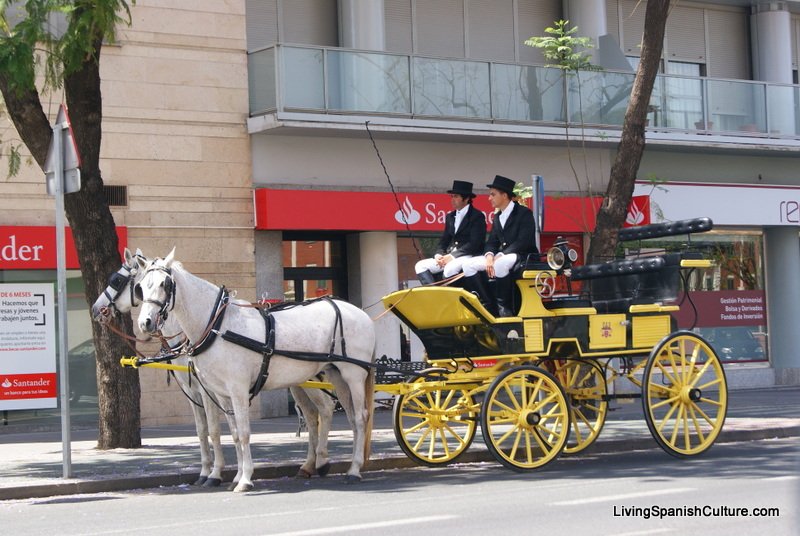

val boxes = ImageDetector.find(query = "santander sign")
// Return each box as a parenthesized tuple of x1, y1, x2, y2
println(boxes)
(0, 226, 127, 270)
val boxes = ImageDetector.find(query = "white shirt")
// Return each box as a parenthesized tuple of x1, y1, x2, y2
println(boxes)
(453, 205, 469, 232)
(498, 201, 515, 228)
(486, 202, 516, 258)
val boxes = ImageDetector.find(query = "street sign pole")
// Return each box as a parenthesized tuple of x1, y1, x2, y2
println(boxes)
(44, 104, 82, 479)
(53, 120, 72, 478)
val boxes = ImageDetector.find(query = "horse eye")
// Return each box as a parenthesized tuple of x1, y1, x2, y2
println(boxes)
(134, 284, 143, 301)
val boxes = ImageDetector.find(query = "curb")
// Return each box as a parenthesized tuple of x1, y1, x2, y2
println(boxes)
(2, 424, 798, 501)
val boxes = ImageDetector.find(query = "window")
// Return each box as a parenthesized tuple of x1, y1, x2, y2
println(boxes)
(630, 231, 767, 363)
(282, 233, 347, 301)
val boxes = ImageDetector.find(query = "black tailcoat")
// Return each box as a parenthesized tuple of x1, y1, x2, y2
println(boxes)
(436, 204, 486, 257)
(485, 203, 538, 256)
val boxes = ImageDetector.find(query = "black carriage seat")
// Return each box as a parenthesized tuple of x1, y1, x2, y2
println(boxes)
(618, 217, 713, 242)
(570, 255, 683, 314)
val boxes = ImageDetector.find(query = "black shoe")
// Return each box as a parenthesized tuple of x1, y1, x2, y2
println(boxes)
(417, 270, 436, 286)
(495, 276, 514, 317)
(463, 273, 498, 317)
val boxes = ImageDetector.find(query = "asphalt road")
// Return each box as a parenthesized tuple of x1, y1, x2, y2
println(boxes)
(0, 437, 796, 536)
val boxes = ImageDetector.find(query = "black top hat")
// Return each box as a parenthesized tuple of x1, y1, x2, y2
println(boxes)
(447, 180, 476, 198)
(486, 175, 517, 197)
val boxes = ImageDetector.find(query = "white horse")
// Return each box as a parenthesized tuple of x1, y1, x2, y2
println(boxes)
(92, 248, 229, 486)
(92, 249, 338, 486)
(135, 249, 376, 491)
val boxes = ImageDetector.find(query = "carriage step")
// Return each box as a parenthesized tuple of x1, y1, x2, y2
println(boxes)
(374, 355, 430, 385)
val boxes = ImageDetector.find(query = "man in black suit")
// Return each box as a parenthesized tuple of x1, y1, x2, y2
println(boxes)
(415, 180, 487, 285)
(463, 175, 538, 316)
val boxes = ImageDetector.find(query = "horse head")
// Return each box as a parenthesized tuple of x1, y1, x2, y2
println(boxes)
(136, 247, 177, 334)
(91, 247, 147, 323)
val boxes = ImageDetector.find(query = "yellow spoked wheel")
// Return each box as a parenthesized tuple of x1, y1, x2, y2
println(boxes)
(642, 331, 728, 458)
(552, 360, 608, 455)
(480, 366, 569, 471)
(393, 381, 477, 466)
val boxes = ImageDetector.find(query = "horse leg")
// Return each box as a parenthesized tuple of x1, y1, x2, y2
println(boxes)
(188, 400, 212, 485)
(221, 401, 244, 489)
(201, 395, 226, 488)
(326, 369, 372, 483)
(299, 385, 336, 477)
(228, 396, 254, 492)
(290, 386, 321, 478)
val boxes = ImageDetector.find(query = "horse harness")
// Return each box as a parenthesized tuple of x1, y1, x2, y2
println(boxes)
(185, 289, 368, 401)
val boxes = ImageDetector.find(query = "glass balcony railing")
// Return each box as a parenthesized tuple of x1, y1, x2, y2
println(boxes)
(248, 44, 800, 140)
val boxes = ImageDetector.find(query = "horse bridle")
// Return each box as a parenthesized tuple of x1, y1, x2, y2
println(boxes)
(99, 258, 143, 318)
(136, 262, 177, 330)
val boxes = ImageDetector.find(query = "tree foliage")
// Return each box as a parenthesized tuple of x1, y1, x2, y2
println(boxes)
(524, 20, 597, 74)
(0, 0, 141, 449)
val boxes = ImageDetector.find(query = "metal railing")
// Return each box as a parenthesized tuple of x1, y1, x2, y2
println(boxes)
(248, 44, 800, 139)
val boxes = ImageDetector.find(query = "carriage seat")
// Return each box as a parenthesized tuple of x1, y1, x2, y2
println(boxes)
(618, 217, 713, 242)
(570, 255, 682, 313)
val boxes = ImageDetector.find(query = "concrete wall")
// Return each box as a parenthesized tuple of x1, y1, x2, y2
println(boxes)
(250, 134, 614, 195)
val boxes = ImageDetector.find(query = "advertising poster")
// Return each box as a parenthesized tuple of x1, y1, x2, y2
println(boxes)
(0, 283, 57, 410)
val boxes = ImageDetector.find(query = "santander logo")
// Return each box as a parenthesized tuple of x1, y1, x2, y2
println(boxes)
(394, 197, 421, 225)
(625, 198, 646, 226)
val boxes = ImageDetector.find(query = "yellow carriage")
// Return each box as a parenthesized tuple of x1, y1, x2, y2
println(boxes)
(383, 217, 727, 471)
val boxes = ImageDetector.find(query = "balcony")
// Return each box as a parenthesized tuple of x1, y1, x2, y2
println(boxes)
(247, 44, 800, 151)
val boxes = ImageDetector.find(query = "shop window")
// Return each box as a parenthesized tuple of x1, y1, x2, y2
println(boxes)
(625, 231, 767, 363)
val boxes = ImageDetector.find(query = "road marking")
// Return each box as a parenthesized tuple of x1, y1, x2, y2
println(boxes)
(264, 515, 457, 536)
(549, 487, 696, 506)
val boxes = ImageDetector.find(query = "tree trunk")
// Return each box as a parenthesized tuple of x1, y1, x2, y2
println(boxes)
(1, 39, 141, 448)
(64, 37, 142, 449)
(587, 0, 671, 263)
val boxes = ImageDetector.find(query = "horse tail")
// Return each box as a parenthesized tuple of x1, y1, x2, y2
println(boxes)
(362, 365, 375, 464)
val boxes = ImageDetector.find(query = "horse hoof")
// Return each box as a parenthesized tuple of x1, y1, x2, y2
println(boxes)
(203, 478, 222, 488)
(193, 476, 208, 486)
(317, 462, 331, 478)
(344, 474, 362, 485)
(295, 468, 314, 479)
(232, 482, 254, 492)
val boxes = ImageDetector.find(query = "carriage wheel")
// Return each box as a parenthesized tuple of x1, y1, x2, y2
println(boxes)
(480, 366, 569, 471)
(393, 380, 477, 466)
(552, 360, 608, 455)
(642, 331, 727, 458)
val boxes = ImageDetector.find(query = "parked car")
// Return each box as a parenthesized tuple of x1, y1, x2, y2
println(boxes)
(700, 327, 766, 362)
(67, 339, 98, 403)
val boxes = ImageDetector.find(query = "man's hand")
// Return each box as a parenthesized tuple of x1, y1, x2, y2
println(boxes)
(486, 253, 495, 278)
(437, 254, 454, 267)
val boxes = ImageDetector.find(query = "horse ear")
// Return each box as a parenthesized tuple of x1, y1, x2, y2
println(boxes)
(164, 247, 176, 267)
(124, 248, 133, 263)
(135, 254, 148, 271)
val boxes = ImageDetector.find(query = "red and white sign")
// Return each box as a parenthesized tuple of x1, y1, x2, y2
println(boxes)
(254, 189, 649, 232)
(0, 283, 57, 410)
(0, 226, 127, 270)
(673, 290, 767, 328)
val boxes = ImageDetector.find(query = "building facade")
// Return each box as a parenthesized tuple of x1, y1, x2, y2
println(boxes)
(1, 0, 799, 427)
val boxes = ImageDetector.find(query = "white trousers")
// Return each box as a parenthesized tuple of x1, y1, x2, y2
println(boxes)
(415, 255, 474, 279)
(462, 253, 518, 278)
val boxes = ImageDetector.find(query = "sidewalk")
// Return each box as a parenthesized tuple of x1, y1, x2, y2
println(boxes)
(1, 386, 798, 501)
